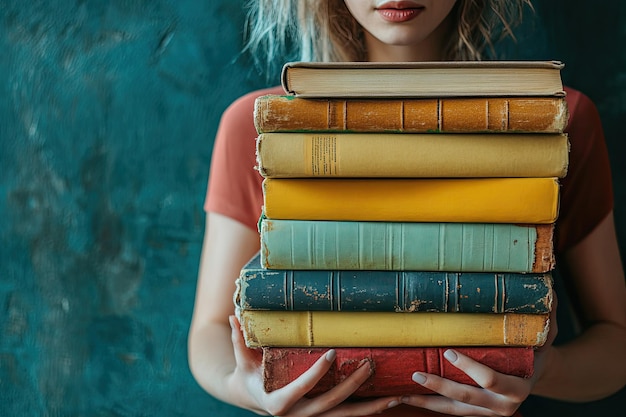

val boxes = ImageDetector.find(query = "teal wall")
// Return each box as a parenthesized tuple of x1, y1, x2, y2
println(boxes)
(1, 1, 624, 416)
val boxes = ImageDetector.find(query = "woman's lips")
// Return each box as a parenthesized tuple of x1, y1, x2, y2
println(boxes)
(376, 3, 424, 22)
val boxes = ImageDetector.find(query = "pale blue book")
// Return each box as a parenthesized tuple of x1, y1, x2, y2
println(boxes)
(259, 218, 554, 273)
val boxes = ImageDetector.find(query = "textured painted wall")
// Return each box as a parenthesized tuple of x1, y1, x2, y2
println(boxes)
(0, 1, 624, 416)
(0, 0, 265, 415)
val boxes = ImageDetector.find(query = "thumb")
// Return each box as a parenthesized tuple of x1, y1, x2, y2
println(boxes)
(229, 315, 262, 371)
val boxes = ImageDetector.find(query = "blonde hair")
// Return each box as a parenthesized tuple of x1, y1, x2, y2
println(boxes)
(245, 0, 533, 69)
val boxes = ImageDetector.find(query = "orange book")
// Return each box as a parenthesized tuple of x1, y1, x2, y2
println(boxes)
(254, 95, 568, 133)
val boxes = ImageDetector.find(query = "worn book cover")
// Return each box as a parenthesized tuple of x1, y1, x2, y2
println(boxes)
(256, 132, 570, 178)
(263, 346, 534, 397)
(237, 310, 550, 348)
(254, 95, 569, 133)
(236, 252, 554, 313)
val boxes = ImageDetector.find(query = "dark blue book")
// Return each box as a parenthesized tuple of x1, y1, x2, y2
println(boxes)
(235, 252, 553, 314)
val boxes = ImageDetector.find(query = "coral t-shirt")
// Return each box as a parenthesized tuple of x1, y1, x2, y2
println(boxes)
(204, 86, 613, 254)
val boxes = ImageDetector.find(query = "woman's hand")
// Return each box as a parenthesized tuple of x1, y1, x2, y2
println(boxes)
(227, 315, 401, 417)
(400, 293, 559, 417)
(399, 348, 534, 416)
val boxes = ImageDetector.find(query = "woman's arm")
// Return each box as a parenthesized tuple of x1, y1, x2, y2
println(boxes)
(187, 212, 261, 407)
(531, 210, 626, 400)
(188, 212, 402, 416)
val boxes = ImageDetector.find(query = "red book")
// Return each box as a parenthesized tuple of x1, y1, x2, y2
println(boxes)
(263, 346, 534, 398)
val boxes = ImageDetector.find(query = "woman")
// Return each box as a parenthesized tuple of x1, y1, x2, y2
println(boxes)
(188, 1, 626, 415)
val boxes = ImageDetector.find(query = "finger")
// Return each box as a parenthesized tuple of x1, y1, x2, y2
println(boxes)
(401, 394, 494, 417)
(442, 349, 529, 400)
(268, 349, 338, 412)
(410, 350, 528, 417)
(229, 315, 261, 372)
(315, 358, 374, 404)
(291, 359, 377, 415)
(409, 370, 503, 413)
(321, 396, 401, 417)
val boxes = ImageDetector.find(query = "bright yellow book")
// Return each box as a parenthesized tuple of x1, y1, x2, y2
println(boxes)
(237, 310, 550, 348)
(256, 132, 570, 178)
(262, 177, 560, 224)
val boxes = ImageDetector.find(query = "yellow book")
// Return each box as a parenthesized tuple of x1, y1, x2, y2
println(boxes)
(237, 310, 550, 348)
(262, 177, 560, 224)
(256, 132, 570, 178)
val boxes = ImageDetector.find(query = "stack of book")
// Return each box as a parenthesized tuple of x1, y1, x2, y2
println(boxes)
(235, 61, 569, 397)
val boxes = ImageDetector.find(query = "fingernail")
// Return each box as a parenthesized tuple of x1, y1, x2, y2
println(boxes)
(412, 372, 426, 384)
(387, 400, 400, 408)
(358, 358, 375, 376)
(325, 349, 336, 362)
(228, 315, 236, 329)
(444, 349, 458, 363)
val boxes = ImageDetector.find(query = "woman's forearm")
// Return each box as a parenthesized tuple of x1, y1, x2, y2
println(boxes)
(188, 212, 264, 407)
(189, 320, 267, 414)
(532, 322, 626, 401)
(188, 321, 239, 403)
(535, 212, 626, 401)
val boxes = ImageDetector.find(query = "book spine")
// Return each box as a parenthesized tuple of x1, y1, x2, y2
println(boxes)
(254, 95, 568, 134)
(237, 310, 550, 347)
(256, 132, 569, 178)
(259, 219, 555, 273)
(236, 266, 553, 313)
(262, 177, 560, 224)
(263, 346, 534, 397)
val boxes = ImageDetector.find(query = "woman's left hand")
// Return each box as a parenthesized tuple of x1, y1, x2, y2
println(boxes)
(400, 348, 534, 416)
(400, 292, 559, 417)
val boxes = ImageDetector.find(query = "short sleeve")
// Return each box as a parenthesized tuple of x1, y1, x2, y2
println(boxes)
(204, 86, 284, 231)
(555, 87, 614, 253)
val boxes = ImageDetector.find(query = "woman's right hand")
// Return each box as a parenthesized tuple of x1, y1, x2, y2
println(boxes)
(227, 315, 401, 416)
